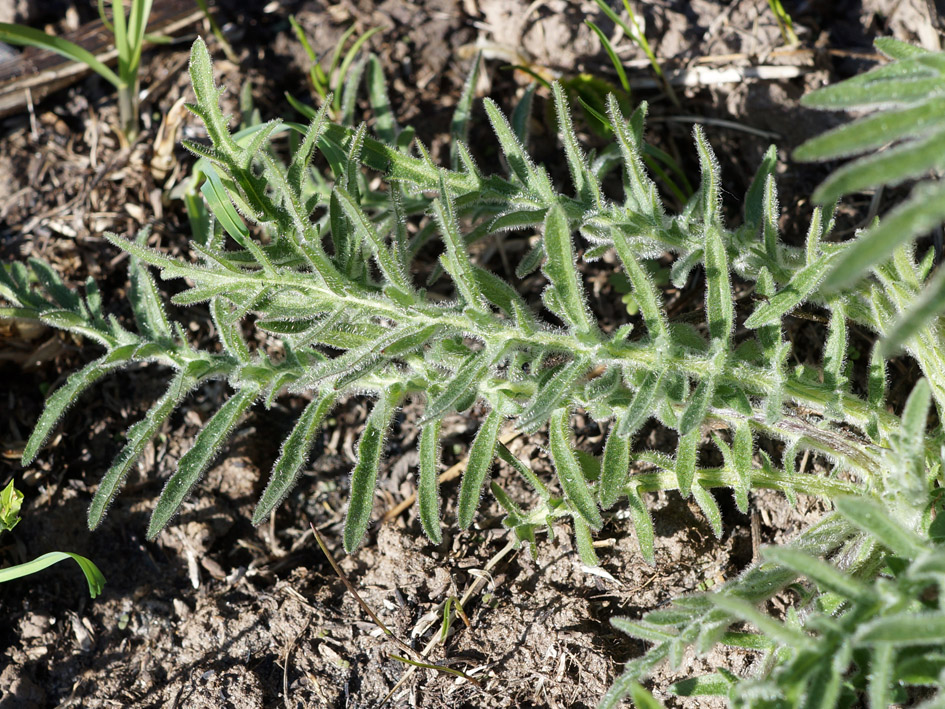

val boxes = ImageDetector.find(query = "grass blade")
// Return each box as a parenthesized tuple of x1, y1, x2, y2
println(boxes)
(0, 22, 122, 87)
(366, 54, 397, 144)
(586, 20, 630, 93)
(0, 551, 106, 599)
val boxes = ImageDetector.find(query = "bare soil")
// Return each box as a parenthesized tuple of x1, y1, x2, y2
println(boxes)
(0, 1, 939, 707)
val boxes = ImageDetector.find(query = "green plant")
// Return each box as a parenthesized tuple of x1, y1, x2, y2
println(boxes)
(795, 37, 945, 355)
(6, 35, 945, 704)
(0, 38, 865, 550)
(590, 0, 679, 107)
(0, 480, 106, 599)
(0, 0, 160, 140)
(767, 0, 799, 46)
(0, 479, 22, 533)
(1, 36, 922, 549)
(584, 3, 690, 203)
(193, 0, 237, 64)
(603, 381, 945, 708)
(288, 16, 383, 125)
(602, 38, 945, 707)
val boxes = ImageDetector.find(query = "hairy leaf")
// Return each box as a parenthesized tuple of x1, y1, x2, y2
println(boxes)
(148, 385, 259, 538)
(549, 409, 602, 530)
(253, 392, 336, 524)
(343, 392, 398, 552)
(744, 255, 837, 328)
(418, 420, 443, 543)
(89, 370, 199, 530)
(600, 413, 632, 510)
(834, 497, 926, 559)
(457, 407, 503, 529)
(542, 204, 595, 335)
(23, 346, 136, 466)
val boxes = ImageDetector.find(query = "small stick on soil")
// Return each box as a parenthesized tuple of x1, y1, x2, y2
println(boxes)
(281, 615, 312, 709)
(25, 87, 38, 141)
(380, 538, 519, 705)
(751, 510, 762, 563)
(311, 523, 408, 648)
(309, 523, 482, 694)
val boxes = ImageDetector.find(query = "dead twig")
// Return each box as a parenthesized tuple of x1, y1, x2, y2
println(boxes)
(380, 538, 519, 705)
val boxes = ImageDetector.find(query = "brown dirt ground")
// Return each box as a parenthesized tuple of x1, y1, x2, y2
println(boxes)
(0, 1, 939, 707)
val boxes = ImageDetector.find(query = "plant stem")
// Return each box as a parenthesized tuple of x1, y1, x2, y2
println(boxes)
(118, 78, 139, 141)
